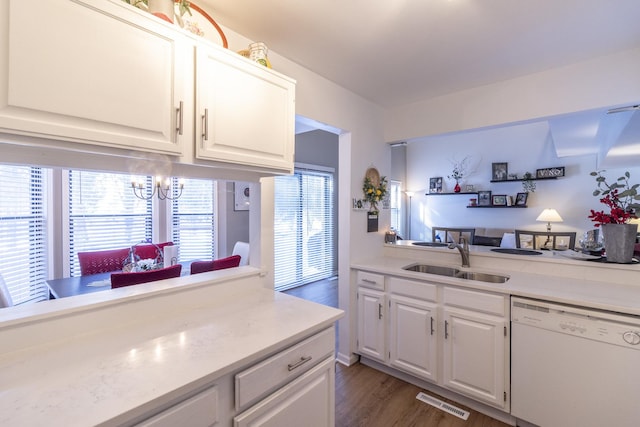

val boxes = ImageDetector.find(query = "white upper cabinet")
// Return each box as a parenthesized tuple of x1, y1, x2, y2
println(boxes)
(0, 0, 191, 155)
(195, 45, 295, 173)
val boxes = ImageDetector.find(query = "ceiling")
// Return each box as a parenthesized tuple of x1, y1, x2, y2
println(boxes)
(202, 0, 640, 109)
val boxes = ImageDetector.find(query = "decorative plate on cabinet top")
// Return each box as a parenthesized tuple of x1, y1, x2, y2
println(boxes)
(365, 167, 381, 187)
(175, 2, 228, 48)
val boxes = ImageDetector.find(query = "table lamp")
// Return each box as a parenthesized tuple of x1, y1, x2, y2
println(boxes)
(536, 208, 563, 249)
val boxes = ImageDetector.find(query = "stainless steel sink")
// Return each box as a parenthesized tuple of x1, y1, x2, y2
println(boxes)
(411, 242, 448, 247)
(456, 271, 510, 283)
(402, 263, 460, 276)
(402, 264, 509, 283)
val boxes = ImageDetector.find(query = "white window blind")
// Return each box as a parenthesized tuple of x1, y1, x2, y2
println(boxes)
(390, 180, 403, 237)
(68, 170, 152, 276)
(274, 169, 335, 291)
(171, 178, 215, 261)
(0, 165, 49, 304)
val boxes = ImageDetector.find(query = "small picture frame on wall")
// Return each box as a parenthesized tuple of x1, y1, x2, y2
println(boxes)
(515, 192, 528, 206)
(492, 162, 508, 181)
(234, 182, 250, 211)
(492, 194, 507, 206)
(429, 177, 443, 193)
(477, 190, 492, 206)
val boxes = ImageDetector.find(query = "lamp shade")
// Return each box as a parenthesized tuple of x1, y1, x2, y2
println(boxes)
(536, 208, 563, 223)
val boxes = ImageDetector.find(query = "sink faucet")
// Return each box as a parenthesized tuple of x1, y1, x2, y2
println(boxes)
(448, 236, 470, 267)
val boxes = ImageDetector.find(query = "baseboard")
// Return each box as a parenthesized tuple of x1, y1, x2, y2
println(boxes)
(359, 357, 517, 426)
(335, 351, 359, 366)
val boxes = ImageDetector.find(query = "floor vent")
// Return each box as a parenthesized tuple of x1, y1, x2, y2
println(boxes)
(416, 392, 470, 420)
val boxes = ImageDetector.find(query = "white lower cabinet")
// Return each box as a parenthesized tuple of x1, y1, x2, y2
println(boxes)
(442, 307, 507, 409)
(357, 286, 387, 362)
(355, 270, 510, 412)
(233, 327, 335, 427)
(388, 278, 438, 382)
(233, 357, 335, 427)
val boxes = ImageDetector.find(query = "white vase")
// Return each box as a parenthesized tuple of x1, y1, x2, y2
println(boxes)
(601, 223, 638, 263)
(147, 0, 175, 23)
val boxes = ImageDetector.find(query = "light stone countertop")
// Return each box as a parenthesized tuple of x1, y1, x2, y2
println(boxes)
(0, 274, 344, 426)
(352, 241, 640, 316)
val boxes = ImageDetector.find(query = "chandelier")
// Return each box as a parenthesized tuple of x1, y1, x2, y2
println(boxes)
(131, 176, 184, 200)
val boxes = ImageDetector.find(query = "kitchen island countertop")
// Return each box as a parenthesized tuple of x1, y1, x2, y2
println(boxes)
(0, 270, 343, 426)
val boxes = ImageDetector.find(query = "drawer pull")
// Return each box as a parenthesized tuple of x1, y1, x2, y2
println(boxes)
(287, 355, 312, 371)
(362, 278, 377, 284)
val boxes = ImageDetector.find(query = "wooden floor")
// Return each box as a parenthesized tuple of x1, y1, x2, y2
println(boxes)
(283, 279, 510, 427)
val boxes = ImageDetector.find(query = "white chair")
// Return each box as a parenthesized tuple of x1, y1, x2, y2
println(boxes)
(0, 273, 14, 308)
(232, 241, 250, 266)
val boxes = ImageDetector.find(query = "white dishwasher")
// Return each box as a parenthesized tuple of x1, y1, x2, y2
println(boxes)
(511, 297, 640, 427)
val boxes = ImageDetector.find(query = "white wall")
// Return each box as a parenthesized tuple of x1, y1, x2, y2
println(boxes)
(385, 47, 640, 143)
(406, 121, 640, 242)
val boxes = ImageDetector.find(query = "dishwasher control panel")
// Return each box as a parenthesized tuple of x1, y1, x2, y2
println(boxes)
(511, 297, 640, 350)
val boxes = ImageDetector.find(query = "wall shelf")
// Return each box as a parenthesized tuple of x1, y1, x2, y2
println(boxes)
(467, 205, 528, 208)
(490, 177, 557, 183)
(425, 192, 478, 196)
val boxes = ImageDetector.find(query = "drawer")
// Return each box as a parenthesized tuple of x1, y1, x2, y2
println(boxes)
(388, 276, 437, 302)
(137, 386, 218, 427)
(356, 270, 385, 290)
(235, 326, 334, 411)
(443, 286, 506, 316)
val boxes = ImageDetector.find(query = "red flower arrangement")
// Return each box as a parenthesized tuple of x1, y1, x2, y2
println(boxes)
(588, 171, 640, 226)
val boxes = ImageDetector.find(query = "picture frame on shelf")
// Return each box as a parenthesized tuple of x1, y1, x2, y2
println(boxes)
(536, 166, 565, 179)
(492, 194, 507, 206)
(477, 190, 492, 206)
(515, 192, 528, 206)
(429, 177, 443, 193)
(492, 162, 508, 181)
(465, 184, 474, 192)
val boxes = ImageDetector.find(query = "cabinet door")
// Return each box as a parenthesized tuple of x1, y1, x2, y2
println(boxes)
(0, 0, 190, 154)
(442, 307, 507, 409)
(234, 356, 334, 427)
(389, 294, 438, 382)
(357, 287, 386, 362)
(195, 45, 295, 172)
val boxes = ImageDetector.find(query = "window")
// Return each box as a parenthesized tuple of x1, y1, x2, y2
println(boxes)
(67, 170, 152, 276)
(171, 177, 215, 261)
(0, 165, 49, 304)
(274, 168, 335, 291)
(390, 180, 403, 237)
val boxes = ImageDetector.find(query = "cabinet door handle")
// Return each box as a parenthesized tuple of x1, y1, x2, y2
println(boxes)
(430, 317, 435, 335)
(176, 101, 184, 135)
(201, 108, 209, 141)
(378, 303, 383, 320)
(444, 320, 449, 339)
(287, 355, 312, 371)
